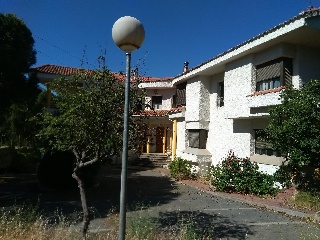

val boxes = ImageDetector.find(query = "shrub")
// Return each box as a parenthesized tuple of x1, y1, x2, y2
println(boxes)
(209, 151, 279, 196)
(168, 157, 194, 180)
(37, 150, 100, 190)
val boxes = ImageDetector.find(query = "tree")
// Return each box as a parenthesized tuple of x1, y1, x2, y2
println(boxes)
(265, 79, 320, 189)
(0, 13, 40, 146)
(38, 69, 146, 238)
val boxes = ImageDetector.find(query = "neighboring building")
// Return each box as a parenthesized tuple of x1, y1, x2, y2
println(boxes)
(29, 64, 175, 155)
(31, 9, 320, 173)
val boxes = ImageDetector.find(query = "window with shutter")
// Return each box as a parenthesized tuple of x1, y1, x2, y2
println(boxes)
(256, 58, 292, 92)
(176, 82, 187, 106)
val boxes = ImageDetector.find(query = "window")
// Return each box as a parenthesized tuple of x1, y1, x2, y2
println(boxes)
(152, 96, 162, 110)
(256, 58, 292, 92)
(217, 81, 224, 107)
(255, 129, 281, 157)
(172, 94, 176, 108)
(188, 129, 207, 149)
(176, 82, 187, 107)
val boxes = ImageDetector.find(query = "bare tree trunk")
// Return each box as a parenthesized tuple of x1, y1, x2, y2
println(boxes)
(72, 169, 90, 240)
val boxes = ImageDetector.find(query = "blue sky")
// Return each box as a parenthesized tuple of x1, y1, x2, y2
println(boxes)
(1, 0, 317, 77)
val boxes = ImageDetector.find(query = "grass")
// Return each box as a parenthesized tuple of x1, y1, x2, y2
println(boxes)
(289, 190, 320, 212)
(0, 204, 214, 240)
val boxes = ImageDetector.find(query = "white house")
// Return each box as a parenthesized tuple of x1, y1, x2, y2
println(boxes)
(32, 9, 320, 173)
(141, 8, 320, 173)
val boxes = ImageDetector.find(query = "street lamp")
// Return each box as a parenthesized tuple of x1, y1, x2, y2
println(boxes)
(112, 16, 145, 240)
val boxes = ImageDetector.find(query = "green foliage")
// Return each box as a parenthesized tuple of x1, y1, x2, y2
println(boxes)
(289, 190, 320, 212)
(0, 203, 40, 236)
(38, 69, 146, 162)
(209, 151, 279, 196)
(265, 79, 320, 189)
(37, 68, 147, 236)
(168, 157, 194, 180)
(128, 215, 158, 240)
(0, 13, 39, 136)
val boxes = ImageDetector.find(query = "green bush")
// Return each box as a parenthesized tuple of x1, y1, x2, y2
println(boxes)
(168, 157, 194, 180)
(209, 150, 279, 196)
(37, 150, 100, 190)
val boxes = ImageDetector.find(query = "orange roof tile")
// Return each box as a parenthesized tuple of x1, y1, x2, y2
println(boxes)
(142, 110, 169, 116)
(168, 106, 186, 113)
(31, 64, 172, 83)
(247, 86, 286, 97)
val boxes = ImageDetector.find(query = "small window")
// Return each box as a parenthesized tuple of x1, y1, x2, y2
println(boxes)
(152, 96, 162, 110)
(188, 129, 207, 149)
(176, 82, 187, 106)
(217, 82, 224, 107)
(255, 129, 281, 157)
(255, 58, 292, 92)
(172, 94, 177, 108)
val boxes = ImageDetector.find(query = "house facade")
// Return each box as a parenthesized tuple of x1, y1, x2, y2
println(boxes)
(32, 9, 320, 173)
(141, 9, 320, 173)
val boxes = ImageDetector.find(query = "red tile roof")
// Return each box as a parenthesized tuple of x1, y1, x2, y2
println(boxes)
(31, 64, 172, 83)
(142, 110, 170, 116)
(247, 86, 286, 97)
(169, 106, 186, 113)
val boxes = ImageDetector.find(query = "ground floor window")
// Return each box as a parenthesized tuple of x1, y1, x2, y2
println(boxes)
(188, 129, 207, 149)
(255, 129, 281, 157)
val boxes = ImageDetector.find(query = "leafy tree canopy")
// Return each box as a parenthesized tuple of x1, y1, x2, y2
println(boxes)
(265, 79, 320, 188)
(0, 13, 38, 114)
(0, 13, 41, 146)
(38, 69, 147, 237)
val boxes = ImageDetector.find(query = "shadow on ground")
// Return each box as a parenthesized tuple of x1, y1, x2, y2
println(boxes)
(154, 210, 254, 239)
(0, 165, 179, 220)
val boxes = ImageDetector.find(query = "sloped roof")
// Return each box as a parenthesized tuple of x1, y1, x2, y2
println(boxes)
(31, 64, 172, 83)
(173, 8, 320, 81)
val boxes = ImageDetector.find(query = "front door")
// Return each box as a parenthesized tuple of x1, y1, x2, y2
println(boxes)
(156, 127, 164, 153)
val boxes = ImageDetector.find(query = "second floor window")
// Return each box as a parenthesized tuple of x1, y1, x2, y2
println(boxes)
(152, 96, 162, 110)
(217, 81, 224, 107)
(176, 82, 187, 107)
(256, 57, 292, 92)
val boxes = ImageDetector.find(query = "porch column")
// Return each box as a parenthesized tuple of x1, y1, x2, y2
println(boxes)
(46, 85, 51, 108)
(169, 130, 172, 152)
(162, 125, 167, 154)
(146, 124, 151, 153)
(172, 119, 177, 160)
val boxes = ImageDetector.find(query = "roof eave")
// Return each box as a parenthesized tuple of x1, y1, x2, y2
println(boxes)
(172, 12, 315, 85)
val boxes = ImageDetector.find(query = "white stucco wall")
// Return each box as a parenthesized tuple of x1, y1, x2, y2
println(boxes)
(185, 77, 201, 123)
(176, 119, 186, 154)
(170, 17, 320, 170)
(145, 88, 176, 110)
(296, 45, 320, 84)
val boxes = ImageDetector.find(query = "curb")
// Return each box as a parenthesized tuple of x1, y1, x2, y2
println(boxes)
(155, 168, 320, 222)
(181, 180, 320, 221)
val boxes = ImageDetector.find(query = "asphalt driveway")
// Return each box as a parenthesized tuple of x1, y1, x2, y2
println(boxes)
(1, 165, 320, 239)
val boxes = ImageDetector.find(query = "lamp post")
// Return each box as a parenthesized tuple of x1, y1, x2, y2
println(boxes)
(112, 16, 145, 240)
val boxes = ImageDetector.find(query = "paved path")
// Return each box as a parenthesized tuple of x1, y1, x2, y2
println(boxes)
(1, 165, 320, 239)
